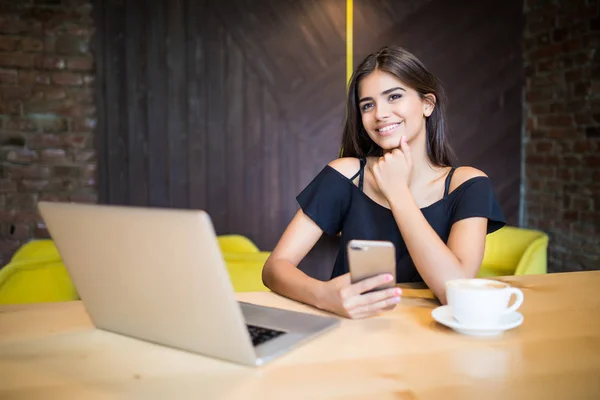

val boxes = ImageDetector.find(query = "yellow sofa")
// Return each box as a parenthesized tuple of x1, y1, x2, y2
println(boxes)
(0, 235, 269, 305)
(478, 226, 549, 277)
(0, 226, 548, 305)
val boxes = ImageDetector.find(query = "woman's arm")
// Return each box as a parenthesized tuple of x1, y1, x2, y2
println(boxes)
(262, 209, 328, 306)
(388, 178, 488, 304)
(371, 138, 489, 304)
(262, 209, 402, 317)
(263, 158, 403, 318)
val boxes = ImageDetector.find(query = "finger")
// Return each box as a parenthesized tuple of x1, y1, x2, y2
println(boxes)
(349, 294, 401, 317)
(344, 285, 401, 310)
(346, 273, 395, 297)
(400, 136, 412, 164)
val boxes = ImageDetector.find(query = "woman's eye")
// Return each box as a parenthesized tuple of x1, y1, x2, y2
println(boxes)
(361, 103, 373, 112)
(389, 94, 402, 101)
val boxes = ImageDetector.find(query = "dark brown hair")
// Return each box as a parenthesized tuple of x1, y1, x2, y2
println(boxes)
(341, 46, 454, 166)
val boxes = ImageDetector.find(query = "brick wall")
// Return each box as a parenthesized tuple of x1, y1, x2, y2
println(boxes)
(0, 0, 96, 266)
(523, 0, 600, 271)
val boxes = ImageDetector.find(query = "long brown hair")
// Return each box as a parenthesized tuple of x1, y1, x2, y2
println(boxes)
(341, 46, 454, 166)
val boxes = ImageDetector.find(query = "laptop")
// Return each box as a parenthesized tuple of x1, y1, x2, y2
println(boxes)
(37, 201, 340, 367)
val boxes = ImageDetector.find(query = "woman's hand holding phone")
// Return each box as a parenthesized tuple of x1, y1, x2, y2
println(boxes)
(317, 273, 402, 319)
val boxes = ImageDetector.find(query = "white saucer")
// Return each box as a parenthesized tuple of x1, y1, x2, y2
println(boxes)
(431, 305, 524, 337)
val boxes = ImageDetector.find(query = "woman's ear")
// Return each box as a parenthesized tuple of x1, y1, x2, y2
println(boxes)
(423, 94, 436, 117)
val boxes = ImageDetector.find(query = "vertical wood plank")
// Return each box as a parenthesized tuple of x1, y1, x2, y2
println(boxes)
(186, 0, 208, 210)
(104, 0, 128, 205)
(145, 0, 168, 207)
(205, 18, 228, 231)
(244, 67, 263, 245)
(125, 0, 148, 206)
(226, 35, 245, 232)
(166, 0, 188, 208)
(262, 90, 280, 248)
(90, 0, 107, 204)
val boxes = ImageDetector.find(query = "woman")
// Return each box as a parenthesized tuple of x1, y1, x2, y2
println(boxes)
(262, 46, 505, 319)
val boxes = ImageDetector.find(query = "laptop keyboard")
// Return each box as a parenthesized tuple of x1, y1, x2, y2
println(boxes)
(246, 324, 285, 346)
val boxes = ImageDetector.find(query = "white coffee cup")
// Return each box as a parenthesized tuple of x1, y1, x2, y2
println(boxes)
(446, 278, 524, 327)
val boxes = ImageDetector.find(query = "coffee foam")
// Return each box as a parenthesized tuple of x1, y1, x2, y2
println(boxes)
(448, 279, 507, 290)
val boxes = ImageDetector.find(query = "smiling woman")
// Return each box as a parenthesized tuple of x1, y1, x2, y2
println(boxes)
(262, 46, 506, 319)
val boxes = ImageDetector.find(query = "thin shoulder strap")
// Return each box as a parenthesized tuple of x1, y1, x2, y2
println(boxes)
(349, 157, 366, 191)
(358, 157, 366, 191)
(443, 167, 456, 197)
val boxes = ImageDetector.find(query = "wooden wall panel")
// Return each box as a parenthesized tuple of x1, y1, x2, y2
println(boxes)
(93, 0, 522, 280)
(354, 0, 523, 225)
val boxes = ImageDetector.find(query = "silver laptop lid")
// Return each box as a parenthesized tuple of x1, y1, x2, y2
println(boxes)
(38, 201, 257, 365)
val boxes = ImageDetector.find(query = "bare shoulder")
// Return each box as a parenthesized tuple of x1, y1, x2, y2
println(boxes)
(327, 157, 361, 179)
(448, 166, 488, 192)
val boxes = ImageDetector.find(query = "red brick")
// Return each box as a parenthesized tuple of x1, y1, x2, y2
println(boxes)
(0, 16, 28, 35)
(549, 103, 566, 113)
(39, 193, 70, 202)
(83, 74, 93, 85)
(43, 36, 56, 52)
(4, 117, 37, 132)
(28, 133, 62, 148)
(58, 103, 95, 117)
(67, 56, 93, 71)
(585, 156, 600, 167)
(40, 148, 67, 162)
(0, 240, 22, 264)
(56, 34, 89, 55)
(52, 71, 83, 86)
(565, 70, 582, 82)
(586, 127, 600, 138)
(573, 140, 593, 153)
(0, 35, 18, 51)
(0, 67, 17, 84)
(2, 222, 32, 240)
(574, 112, 593, 124)
(62, 133, 89, 148)
(562, 37, 583, 52)
(68, 87, 94, 103)
(20, 37, 44, 52)
(69, 192, 97, 203)
(30, 116, 68, 133)
(72, 149, 95, 162)
(34, 56, 66, 70)
(534, 140, 553, 153)
(535, 59, 555, 72)
(0, 179, 17, 192)
(18, 71, 51, 85)
(33, 221, 50, 239)
(526, 86, 556, 103)
(4, 193, 38, 210)
(1, 86, 32, 101)
(40, 87, 67, 101)
(573, 82, 589, 97)
(53, 165, 81, 178)
(20, 179, 50, 191)
(0, 100, 21, 114)
(538, 114, 575, 127)
(532, 44, 563, 59)
(547, 128, 578, 139)
(6, 147, 38, 163)
(530, 104, 550, 115)
(71, 117, 95, 132)
(0, 53, 34, 68)
(557, 168, 573, 180)
(3, 163, 51, 179)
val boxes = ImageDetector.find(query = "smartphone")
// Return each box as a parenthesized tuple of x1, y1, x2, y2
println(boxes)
(347, 240, 396, 291)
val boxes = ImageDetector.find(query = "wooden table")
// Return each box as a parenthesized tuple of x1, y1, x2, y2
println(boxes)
(1, 271, 599, 399)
